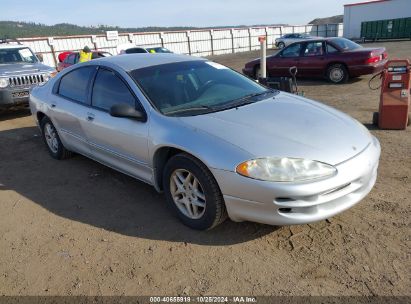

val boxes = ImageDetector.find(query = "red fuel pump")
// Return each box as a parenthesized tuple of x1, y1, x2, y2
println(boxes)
(372, 59, 411, 130)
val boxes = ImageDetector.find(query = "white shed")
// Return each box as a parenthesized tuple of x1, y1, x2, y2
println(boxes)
(343, 0, 411, 39)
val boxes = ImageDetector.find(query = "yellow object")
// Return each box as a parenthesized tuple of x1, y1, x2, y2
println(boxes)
(236, 162, 249, 176)
(149, 49, 156, 53)
(79, 50, 92, 63)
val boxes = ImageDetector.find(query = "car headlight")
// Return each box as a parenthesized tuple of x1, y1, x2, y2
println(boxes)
(43, 73, 51, 82)
(236, 157, 337, 182)
(0, 77, 9, 88)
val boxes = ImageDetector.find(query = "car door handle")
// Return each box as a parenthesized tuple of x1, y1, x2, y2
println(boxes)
(51, 104, 56, 108)
(86, 113, 95, 121)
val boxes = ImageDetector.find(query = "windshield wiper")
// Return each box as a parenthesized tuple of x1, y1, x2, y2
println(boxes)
(165, 105, 215, 116)
(244, 90, 276, 99)
(220, 90, 277, 110)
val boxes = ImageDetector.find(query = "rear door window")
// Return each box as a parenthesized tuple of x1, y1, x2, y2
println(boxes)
(303, 42, 324, 56)
(58, 66, 95, 104)
(91, 68, 136, 111)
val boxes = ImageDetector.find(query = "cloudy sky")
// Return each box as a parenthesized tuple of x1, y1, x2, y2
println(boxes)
(0, 0, 370, 27)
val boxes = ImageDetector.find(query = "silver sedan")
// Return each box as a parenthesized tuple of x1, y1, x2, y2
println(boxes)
(29, 54, 380, 230)
(275, 33, 320, 49)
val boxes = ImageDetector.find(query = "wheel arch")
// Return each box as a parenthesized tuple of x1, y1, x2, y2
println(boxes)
(278, 41, 286, 48)
(36, 111, 46, 124)
(152, 146, 211, 192)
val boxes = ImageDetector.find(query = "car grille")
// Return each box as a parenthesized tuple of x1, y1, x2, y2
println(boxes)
(8, 74, 46, 87)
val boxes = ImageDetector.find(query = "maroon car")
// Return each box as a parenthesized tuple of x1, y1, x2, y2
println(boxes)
(56, 51, 112, 72)
(243, 37, 388, 84)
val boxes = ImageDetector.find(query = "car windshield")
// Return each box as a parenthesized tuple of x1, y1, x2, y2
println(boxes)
(330, 38, 362, 51)
(0, 47, 38, 64)
(130, 60, 277, 116)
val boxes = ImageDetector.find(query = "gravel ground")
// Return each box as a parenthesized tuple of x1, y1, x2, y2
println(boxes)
(0, 40, 410, 297)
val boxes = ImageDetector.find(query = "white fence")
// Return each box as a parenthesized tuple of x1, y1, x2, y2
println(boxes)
(17, 23, 343, 67)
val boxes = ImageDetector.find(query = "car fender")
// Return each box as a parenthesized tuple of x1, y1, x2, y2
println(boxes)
(147, 110, 253, 190)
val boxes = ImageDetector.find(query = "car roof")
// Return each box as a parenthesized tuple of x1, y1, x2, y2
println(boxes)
(285, 37, 341, 45)
(68, 50, 109, 54)
(94, 53, 206, 71)
(0, 44, 29, 49)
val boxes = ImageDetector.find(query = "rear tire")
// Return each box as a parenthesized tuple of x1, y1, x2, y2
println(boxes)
(163, 153, 227, 230)
(327, 63, 349, 84)
(372, 112, 379, 126)
(40, 116, 72, 160)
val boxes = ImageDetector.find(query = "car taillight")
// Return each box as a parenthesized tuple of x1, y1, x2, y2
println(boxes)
(365, 55, 380, 64)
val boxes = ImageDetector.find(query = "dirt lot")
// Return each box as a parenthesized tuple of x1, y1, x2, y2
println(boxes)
(0, 41, 410, 297)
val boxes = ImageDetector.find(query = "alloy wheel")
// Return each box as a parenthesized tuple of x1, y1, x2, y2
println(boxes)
(44, 122, 59, 153)
(170, 169, 206, 219)
(329, 67, 344, 83)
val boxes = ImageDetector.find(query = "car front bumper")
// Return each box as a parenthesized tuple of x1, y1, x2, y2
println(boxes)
(242, 66, 254, 78)
(0, 87, 32, 108)
(211, 136, 381, 226)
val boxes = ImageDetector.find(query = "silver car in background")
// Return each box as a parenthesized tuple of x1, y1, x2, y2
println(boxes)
(275, 33, 320, 49)
(29, 54, 380, 230)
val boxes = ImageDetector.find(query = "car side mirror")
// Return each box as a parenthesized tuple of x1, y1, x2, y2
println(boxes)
(110, 103, 146, 121)
(36, 53, 44, 62)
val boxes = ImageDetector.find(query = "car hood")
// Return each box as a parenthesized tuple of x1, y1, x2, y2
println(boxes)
(179, 93, 372, 166)
(0, 63, 54, 76)
(247, 52, 279, 65)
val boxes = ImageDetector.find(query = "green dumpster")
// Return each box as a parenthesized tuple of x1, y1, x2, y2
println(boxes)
(361, 17, 411, 40)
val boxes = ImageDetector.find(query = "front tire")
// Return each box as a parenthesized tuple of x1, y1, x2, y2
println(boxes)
(163, 153, 227, 230)
(40, 116, 72, 160)
(327, 63, 349, 84)
(278, 42, 285, 49)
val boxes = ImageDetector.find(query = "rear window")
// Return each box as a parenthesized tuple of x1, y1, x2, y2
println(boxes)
(329, 38, 362, 51)
(65, 54, 77, 64)
(58, 66, 95, 104)
(125, 48, 147, 54)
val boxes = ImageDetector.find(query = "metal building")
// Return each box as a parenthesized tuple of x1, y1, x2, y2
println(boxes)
(343, 0, 411, 39)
